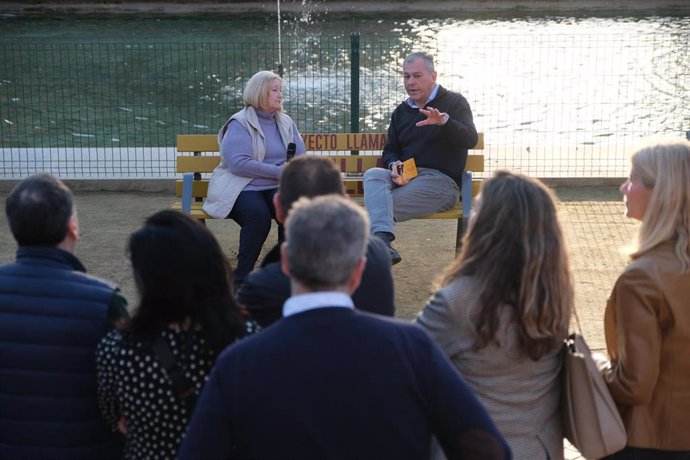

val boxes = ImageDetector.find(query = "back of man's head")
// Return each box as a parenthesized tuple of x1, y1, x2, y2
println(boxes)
(5, 174, 74, 246)
(285, 195, 368, 290)
(279, 156, 344, 215)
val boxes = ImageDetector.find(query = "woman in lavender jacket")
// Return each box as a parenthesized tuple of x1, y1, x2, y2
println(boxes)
(203, 70, 306, 287)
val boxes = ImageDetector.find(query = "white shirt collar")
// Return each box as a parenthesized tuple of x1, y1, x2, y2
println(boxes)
(407, 83, 440, 109)
(283, 291, 354, 317)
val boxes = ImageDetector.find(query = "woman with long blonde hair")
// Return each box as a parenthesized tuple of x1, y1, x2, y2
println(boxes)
(417, 170, 572, 459)
(601, 139, 690, 459)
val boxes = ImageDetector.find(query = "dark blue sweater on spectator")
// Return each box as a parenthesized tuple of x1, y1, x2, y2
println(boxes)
(237, 235, 396, 327)
(0, 246, 125, 459)
(178, 306, 511, 460)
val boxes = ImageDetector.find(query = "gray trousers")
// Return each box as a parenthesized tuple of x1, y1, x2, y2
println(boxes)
(363, 167, 460, 237)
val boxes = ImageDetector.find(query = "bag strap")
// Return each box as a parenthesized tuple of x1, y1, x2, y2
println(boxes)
(152, 334, 197, 411)
(571, 304, 583, 336)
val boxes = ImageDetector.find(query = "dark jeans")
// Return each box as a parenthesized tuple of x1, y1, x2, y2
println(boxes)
(605, 447, 690, 460)
(228, 188, 283, 287)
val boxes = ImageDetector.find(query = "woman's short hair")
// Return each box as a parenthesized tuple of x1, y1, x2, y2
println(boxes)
(125, 210, 244, 351)
(630, 138, 690, 270)
(440, 170, 573, 360)
(243, 70, 282, 112)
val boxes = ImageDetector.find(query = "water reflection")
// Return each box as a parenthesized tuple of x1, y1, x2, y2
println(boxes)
(0, 14, 688, 178)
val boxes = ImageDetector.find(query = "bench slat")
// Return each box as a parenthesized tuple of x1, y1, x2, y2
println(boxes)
(177, 155, 220, 173)
(171, 199, 463, 220)
(175, 178, 482, 199)
(474, 132, 484, 150)
(465, 155, 483, 172)
(176, 154, 484, 175)
(176, 132, 484, 153)
(177, 135, 219, 153)
(171, 201, 212, 220)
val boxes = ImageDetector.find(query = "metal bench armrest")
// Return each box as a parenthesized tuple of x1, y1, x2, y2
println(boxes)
(181, 172, 193, 214)
(462, 170, 473, 216)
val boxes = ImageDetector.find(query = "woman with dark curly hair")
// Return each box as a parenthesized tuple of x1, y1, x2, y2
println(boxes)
(96, 210, 244, 459)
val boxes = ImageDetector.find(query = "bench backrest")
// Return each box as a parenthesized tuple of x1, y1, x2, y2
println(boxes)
(176, 133, 484, 198)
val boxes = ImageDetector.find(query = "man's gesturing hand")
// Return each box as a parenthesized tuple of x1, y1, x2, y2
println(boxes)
(416, 106, 449, 127)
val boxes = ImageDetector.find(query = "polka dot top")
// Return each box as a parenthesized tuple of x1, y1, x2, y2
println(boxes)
(96, 327, 217, 459)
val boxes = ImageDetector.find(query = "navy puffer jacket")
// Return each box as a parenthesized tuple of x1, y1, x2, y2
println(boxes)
(0, 246, 124, 459)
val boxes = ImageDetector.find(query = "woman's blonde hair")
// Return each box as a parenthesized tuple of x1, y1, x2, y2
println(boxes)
(243, 70, 282, 112)
(630, 138, 690, 271)
(440, 170, 573, 360)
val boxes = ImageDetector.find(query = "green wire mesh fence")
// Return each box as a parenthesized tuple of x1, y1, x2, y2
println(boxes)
(1, 31, 688, 179)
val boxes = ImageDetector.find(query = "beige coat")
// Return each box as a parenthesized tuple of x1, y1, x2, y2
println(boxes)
(417, 276, 563, 460)
(604, 240, 690, 450)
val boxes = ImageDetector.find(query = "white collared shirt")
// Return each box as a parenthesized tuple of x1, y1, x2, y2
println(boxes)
(282, 292, 354, 318)
(406, 83, 441, 109)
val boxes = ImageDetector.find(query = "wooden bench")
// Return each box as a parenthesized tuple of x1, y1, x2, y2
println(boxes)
(173, 132, 485, 251)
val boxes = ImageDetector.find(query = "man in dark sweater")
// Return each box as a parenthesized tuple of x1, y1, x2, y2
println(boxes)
(236, 156, 395, 328)
(364, 51, 478, 264)
(179, 195, 511, 460)
(0, 174, 127, 459)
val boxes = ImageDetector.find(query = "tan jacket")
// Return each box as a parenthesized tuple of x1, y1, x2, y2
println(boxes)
(604, 241, 690, 450)
(417, 276, 564, 460)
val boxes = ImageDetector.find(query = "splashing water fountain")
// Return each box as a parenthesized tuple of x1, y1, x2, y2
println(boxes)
(276, 0, 283, 77)
(275, 0, 350, 133)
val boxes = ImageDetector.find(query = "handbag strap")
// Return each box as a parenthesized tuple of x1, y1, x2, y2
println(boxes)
(152, 333, 197, 411)
(571, 304, 583, 336)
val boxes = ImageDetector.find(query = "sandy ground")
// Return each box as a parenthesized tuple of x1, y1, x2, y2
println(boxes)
(0, 184, 634, 353)
(1, 1, 688, 15)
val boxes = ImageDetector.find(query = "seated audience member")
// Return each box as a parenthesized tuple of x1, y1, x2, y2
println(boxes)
(417, 171, 572, 459)
(95, 210, 245, 459)
(203, 70, 306, 288)
(179, 195, 511, 460)
(599, 139, 690, 459)
(0, 174, 127, 459)
(237, 156, 395, 327)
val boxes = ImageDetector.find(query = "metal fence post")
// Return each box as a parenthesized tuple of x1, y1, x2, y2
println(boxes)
(350, 32, 360, 155)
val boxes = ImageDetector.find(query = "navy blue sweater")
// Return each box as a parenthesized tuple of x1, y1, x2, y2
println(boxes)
(179, 308, 511, 460)
(237, 235, 396, 327)
(0, 246, 125, 459)
(383, 86, 478, 185)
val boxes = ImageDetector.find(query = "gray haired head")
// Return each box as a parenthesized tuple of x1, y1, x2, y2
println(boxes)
(285, 195, 369, 290)
(404, 51, 435, 72)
